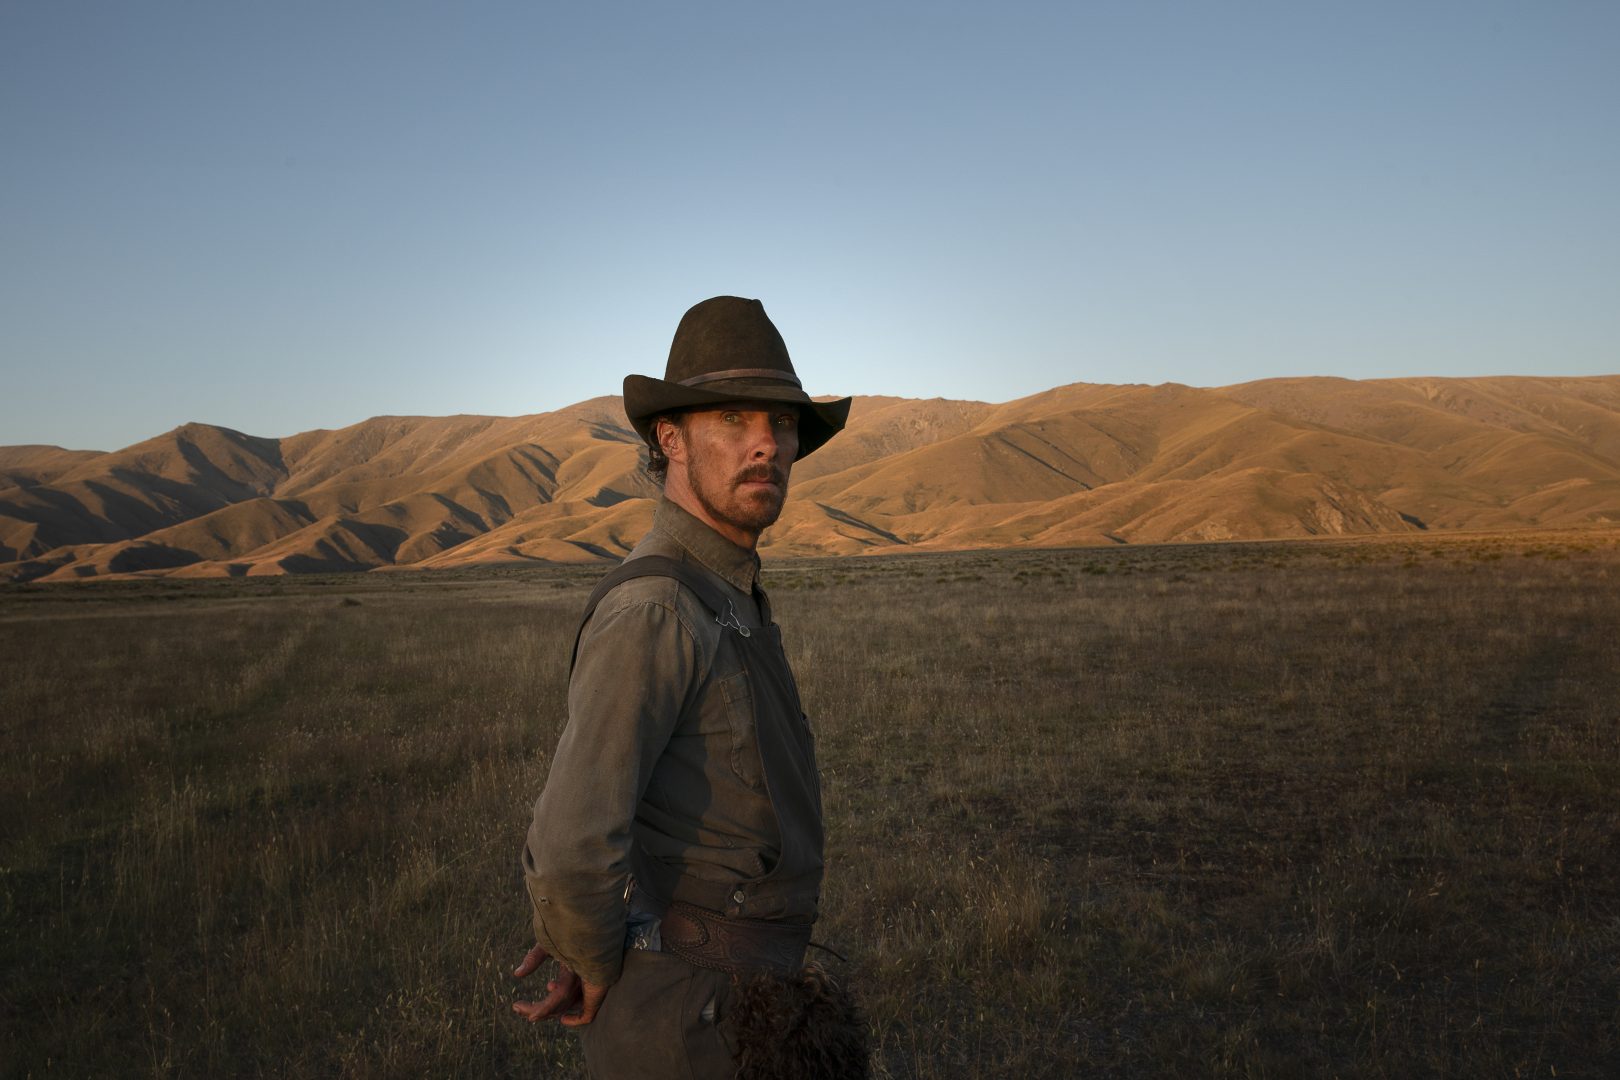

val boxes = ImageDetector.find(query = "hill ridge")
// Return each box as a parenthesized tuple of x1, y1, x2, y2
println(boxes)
(4, 375, 1617, 580)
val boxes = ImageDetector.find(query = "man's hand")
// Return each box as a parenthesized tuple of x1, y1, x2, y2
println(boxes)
(512, 942, 609, 1027)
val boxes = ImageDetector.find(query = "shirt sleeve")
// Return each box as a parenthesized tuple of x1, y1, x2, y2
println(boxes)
(522, 589, 700, 988)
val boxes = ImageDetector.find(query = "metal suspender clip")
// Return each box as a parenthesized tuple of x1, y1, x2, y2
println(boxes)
(716, 599, 752, 638)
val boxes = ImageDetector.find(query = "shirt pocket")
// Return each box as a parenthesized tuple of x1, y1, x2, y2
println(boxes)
(719, 669, 766, 792)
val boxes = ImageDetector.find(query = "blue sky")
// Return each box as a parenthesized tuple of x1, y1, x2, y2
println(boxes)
(3, 1, 1616, 451)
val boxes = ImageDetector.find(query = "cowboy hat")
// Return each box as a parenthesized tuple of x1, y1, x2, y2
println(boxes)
(623, 296, 851, 459)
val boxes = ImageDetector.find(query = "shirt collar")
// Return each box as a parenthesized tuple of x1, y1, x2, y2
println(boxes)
(653, 497, 760, 595)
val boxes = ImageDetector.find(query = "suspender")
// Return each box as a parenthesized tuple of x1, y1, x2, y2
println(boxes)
(570, 555, 735, 671)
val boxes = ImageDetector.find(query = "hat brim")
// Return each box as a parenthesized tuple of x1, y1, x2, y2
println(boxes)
(624, 374, 850, 459)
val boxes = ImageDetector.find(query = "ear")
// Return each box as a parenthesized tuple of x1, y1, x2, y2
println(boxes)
(655, 416, 685, 463)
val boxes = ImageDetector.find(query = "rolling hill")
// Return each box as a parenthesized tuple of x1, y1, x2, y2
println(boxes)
(4, 376, 1618, 582)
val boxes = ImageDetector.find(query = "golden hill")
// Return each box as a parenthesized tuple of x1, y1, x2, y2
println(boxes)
(4, 375, 1617, 581)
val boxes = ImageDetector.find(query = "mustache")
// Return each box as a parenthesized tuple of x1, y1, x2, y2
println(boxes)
(734, 464, 786, 487)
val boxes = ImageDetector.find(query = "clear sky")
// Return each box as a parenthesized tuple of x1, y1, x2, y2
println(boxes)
(3, 1, 1617, 452)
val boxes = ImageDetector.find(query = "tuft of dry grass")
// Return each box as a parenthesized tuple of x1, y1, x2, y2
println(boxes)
(2, 532, 1618, 1077)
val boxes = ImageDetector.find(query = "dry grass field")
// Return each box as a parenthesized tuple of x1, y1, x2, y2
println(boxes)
(3, 529, 1617, 1078)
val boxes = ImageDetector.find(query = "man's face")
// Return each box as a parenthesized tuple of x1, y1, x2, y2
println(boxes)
(663, 402, 800, 544)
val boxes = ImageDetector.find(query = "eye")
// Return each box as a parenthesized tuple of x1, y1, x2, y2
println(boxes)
(721, 411, 740, 423)
(775, 413, 798, 428)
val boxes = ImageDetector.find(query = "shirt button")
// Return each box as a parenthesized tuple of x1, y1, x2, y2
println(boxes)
(731, 889, 746, 904)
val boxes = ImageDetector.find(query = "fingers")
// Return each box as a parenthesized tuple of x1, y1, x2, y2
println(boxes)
(513, 942, 550, 979)
(511, 954, 608, 1026)
(512, 984, 575, 1022)
(559, 981, 609, 1028)
(512, 965, 582, 1023)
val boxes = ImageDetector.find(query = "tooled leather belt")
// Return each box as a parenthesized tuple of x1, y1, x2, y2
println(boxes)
(658, 900, 811, 976)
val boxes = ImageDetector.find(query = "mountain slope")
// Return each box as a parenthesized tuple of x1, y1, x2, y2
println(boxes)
(3, 375, 1617, 581)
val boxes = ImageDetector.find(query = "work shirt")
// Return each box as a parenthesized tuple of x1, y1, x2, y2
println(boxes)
(523, 498, 817, 988)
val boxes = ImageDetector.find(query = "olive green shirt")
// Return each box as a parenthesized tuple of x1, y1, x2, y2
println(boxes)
(523, 498, 784, 988)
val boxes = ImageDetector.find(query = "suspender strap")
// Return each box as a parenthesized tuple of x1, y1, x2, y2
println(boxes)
(570, 555, 735, 672)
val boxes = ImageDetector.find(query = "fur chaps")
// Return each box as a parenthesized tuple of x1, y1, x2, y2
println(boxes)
(730, 964, 869, 1079)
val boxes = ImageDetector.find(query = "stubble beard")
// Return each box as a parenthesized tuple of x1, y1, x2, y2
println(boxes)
(688, 447, 789, 535)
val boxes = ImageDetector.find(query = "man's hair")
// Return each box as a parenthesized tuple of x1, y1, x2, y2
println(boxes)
(642, 411, 683, 486)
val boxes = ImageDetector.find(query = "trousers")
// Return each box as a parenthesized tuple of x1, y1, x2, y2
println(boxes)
(578, 948, 737, 1080)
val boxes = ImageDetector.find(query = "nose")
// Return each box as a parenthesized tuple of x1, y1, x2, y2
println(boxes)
(747, 414, 786, 460)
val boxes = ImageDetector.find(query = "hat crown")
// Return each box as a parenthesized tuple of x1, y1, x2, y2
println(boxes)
(665, 296, 797, 384)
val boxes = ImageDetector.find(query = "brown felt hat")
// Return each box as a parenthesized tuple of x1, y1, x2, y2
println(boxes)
(624, 296, 851, 459)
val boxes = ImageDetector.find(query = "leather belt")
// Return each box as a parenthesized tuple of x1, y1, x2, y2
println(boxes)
(658, 900, 811, 977)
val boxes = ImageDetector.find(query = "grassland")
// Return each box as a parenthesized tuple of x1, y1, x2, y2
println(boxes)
(3, 529, 1617, 1078)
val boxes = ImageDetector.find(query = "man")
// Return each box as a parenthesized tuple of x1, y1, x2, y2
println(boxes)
(513, 296, 862, 1078)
